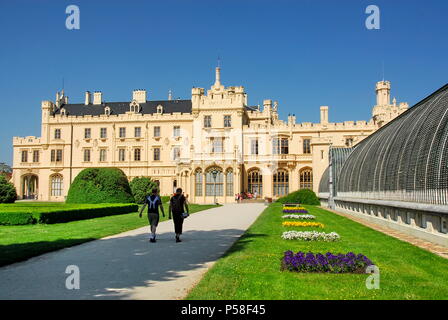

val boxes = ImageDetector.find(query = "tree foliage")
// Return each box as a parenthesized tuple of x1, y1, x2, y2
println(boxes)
(0, 175, 17, 203)
(129, 177, 158, 204)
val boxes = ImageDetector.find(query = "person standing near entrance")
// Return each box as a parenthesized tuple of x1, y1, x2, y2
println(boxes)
(169, 188, 189, 243)
(139, 188, 165, 243)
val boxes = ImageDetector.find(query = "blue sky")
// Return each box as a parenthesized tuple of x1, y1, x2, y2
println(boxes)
(0, 0, 447, 165)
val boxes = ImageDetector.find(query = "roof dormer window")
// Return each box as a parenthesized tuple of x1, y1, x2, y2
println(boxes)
(60, 108, 66, 116)
(130, 100, 140, 113)
(157, 105, 163, 114)
(104, 106, 111, 116)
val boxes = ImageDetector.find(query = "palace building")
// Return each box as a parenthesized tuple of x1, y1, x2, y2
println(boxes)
(12, 67, 408, 203)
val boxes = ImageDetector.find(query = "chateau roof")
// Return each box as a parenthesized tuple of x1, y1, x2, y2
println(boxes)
(55, 99, 192, 116)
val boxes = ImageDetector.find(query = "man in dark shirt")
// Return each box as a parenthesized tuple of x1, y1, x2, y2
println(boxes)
(139, 188, 165, 243)
(169, 187, 189, 243)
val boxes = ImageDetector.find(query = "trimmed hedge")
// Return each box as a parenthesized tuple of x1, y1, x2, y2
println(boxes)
(0, 212, 34, 225)
(66, 168, 135, 204)
(0, 204, 138, 225)
(276, 189, 320, 205)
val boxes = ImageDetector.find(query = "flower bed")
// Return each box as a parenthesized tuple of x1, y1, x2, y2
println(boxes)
(282, 214, 316, 220)
(283, 209, 309, 214)
(281, 231, 340, 241)
(281, 251, 374, 273)
(282, 221, 324, 228)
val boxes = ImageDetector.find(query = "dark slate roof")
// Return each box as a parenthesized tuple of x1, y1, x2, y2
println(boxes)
(245, 105, 260, 112)
(54, 99, 192, 116)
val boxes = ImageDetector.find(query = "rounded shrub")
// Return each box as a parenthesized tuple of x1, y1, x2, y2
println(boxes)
(129, 177, 158, 204)
(276, 189, 320, 205)
(0, 175, 17, 203)
(66, 168, 135, 204)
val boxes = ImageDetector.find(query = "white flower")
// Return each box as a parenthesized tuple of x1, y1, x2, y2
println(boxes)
(281, 231, 340, 241)
(282, 214, 316, 220)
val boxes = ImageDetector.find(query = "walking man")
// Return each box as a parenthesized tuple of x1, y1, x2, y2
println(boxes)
(169, 187, 189, 243)
(139, 188, 165, 243)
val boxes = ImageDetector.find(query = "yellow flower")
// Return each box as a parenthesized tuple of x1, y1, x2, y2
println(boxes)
(282, 221, 324, 228)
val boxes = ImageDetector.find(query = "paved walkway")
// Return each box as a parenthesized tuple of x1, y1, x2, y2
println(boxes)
(323, 207, 448, 259)
(0, 203, 266, 300)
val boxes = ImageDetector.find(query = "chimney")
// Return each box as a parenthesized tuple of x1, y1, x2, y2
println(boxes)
(132, 89, 147, 103)
(93, 91, 102, 105)
(320, 106, 329, 124)
(85, 91, 91, 105)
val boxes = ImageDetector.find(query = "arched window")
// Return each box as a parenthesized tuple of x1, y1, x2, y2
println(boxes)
(248, 169, 262, 196)
(129, 101, 140, 113)
(205, 167, 223, 196)
(104, 106, 111, 116)
(300, 168, 313, 190)
(157, 105, 163, 114)
(226, 168, 233, 196)
(273, 170, 289, 196)
(195, 169, 203, 196)
(60, 108, 66, 116)
(50, 174, 63, 197)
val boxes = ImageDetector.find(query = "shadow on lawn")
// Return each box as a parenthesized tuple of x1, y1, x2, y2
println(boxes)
(0, 228, 266, 300)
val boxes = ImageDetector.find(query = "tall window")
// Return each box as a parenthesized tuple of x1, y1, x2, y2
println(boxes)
(248, 170, 262, 196)
(211, 137, 224, 153)
(84, 128, 91, 139)
(21, 150, 28, 163)
(172, 147, 180, 160)
(153, 148, 160, 161)
(50, 149, 63, 162)
(204, 115, 212, 128)
(134, 127, 141, 138)
(224, 115, 231, 128)
(173, 126, 180, 137)
(226, 169, 233, 196)
(118, 149, 126, 161)
(195, 169, 203, 196)
(99, 149, 107, 162)
(273, 138, 288, 154)
(119, 127, 126, 138)
(51, 175, 63, 197)
(251, 139, 259, 155)
(299, 168, 313, 190)
(303, 139, 311, 154)
(273, 170, 289, 196)
(345, 138, 354, 147)
(54, 129, 61, 139)
(33, 150, 39, 163)
(154, 126, 160, 137)
(205, 167, 223, 196)
(100, 128, 107, 139)
(83, 149, 91, 162)
(134, 148, 141, 161)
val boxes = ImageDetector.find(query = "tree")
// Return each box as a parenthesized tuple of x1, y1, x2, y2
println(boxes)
(129, 177, 158, 204)
(0, 175, 17, 203)
(66, 168, 135, 204)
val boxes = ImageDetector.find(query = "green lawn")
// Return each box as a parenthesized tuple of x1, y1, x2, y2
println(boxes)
(0, 202, 218, 267)
(186, 203, 448, 300)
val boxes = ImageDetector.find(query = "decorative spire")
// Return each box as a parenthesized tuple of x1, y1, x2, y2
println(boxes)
(168, 89, 172, 101)
(214, 66, 221, 87)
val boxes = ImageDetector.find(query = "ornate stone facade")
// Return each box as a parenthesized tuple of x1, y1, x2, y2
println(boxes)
(12, 68, 408, 203)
